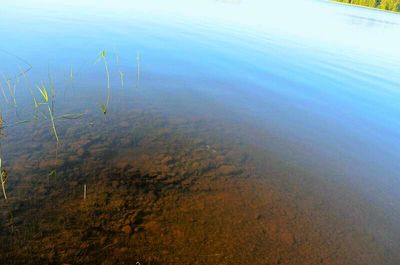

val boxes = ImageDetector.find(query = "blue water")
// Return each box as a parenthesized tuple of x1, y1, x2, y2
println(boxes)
(1, 0, 400, 260)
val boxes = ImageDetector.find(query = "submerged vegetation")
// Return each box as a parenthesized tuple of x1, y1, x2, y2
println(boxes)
(37, 83, 59, 143)
(0, 158, 7, 200)
(97, 50, 111, 115)
(334, 0, 400, 12)
(0, 49, 134, 200)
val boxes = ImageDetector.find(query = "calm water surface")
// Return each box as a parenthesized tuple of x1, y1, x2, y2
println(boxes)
(1, 0, 400, 264)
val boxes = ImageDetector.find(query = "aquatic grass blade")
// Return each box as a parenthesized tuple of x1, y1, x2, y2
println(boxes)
(119, 71, 124, 88)
(99, 104, 107, 115)
(37, 84, 49, 103)
(37, 83, 59, 143)
(57, 113, 85, 120)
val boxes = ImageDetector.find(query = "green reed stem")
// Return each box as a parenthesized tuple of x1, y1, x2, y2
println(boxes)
(38, 83, 59, 143)
(48, 68, 56, 114)
(48, 104, 59, 143)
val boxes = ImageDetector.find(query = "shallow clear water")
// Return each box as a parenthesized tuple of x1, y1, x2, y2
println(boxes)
(1, 0, 400, 264)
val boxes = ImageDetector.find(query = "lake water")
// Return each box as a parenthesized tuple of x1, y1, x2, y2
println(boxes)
(1, 0, 400, 264)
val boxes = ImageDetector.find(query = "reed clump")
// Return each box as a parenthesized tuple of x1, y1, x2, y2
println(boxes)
(0, 49, 133, 199)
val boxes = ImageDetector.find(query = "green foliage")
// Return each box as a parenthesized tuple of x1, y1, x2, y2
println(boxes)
(379, 0, 400, 11)
(99, 104, 108, 115)
(354, 0, 377, 7)
(37, 83, 49, 103)
(334, 0, 400, 11)
(100, 50, 107, 59)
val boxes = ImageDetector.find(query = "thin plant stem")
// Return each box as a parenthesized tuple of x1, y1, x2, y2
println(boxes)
(104, 58, 110, 108)
(38, 83, 59, 143)
(115, 52, 124, 90)
(48, 67, 56, 115)
(0, 158, 7, 201)
(84, 184, 87, 200)
(136, 52, 140, 88)
(2, 74, 17, 108)
(65, 64, 73, 98)
(0, 82, 8, 105)
(97, 50, 110, 114)
(4, 76, 16, 108)
(119, 71, 124, 89)
(70, 65, 74, 83)
(48, 104, 59, 143)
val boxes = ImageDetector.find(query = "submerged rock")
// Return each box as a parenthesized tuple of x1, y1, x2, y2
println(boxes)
(216, 165, 237, 176)
(121, 225, 132, 235)
(39, 159, 64, 169)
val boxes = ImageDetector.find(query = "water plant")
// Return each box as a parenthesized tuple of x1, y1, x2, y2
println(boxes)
(57, 113, 84, 119)
(84, 184, 87, 200)
(70, 65, 74, 83)
(0, 110, 5, 201)
(97, 50, 110, 114)
(2, 75, 17, 108)
(0, 158, 7, 200)
(48, 70, 56, 114)
(0, 82, 8, 104)
(119, 70, 125, 89)
(68, 64, 74, 95)
(37, 83, 59, 143)
(115, 53, 124, 89)
(48, 169, 57, 185)
(136, 52, 141, 87)
(99, 104, 107, 115)
(0, 117, 3, 147)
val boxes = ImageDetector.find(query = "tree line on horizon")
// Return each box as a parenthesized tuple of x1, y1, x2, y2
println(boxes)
(335, 0, 400, 12)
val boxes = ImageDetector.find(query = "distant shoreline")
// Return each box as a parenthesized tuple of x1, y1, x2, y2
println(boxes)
(331, 0, 400, 13)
